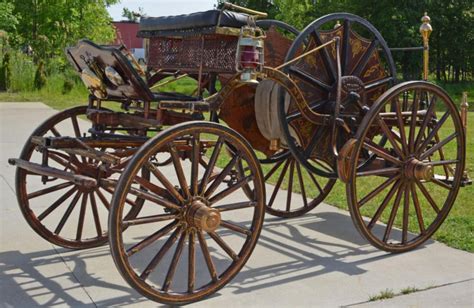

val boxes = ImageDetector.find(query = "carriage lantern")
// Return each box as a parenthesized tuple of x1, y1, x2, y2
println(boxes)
(236, 26, 265, 84)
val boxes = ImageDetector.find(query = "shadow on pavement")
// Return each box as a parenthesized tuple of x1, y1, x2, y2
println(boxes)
(0, 210, 433, 306)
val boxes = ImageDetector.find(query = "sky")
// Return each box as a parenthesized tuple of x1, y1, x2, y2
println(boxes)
(108, 0, 218, 21)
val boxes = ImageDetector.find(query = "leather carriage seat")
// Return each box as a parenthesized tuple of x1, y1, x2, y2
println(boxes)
(139, 9, 251, 32)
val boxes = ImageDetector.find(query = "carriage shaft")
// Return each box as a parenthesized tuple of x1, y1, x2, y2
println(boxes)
(8, 158, 97, 188)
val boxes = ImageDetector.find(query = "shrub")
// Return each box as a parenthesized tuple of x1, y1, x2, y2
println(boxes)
(0, 52, 11, 91)
(62, 79, 74, 94)
(34, 60, 47, 90)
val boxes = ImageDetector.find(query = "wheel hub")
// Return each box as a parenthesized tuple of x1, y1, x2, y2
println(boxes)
(404, 159, 433, 181)
(186, 199, 221, 232)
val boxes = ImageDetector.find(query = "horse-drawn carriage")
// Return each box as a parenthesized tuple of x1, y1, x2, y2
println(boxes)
(9, 2, 470, 304)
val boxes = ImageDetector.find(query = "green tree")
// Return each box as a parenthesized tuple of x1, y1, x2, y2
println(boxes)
(11, 0, 119, 63)
(122, 7, 145, 22)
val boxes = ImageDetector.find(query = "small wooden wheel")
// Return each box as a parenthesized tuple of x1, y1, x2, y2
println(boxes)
(279, 13, 396, 178)
(262, 151, 336, 218)
(15, 106, 144, 249)
(347, 81, 465, 252)
(109, 121, 265, 305)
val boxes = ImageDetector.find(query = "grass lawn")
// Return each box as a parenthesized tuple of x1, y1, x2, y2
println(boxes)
(0, 80, 473, 252)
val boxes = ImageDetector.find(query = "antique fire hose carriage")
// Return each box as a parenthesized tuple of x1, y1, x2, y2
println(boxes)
(9, 2, 471, 304)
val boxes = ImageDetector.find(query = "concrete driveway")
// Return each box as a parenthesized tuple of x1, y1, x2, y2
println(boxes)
(0, 102, 472, 307)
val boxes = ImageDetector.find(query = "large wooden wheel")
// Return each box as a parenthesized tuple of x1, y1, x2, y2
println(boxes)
(347, 81, 465, 252)
(15, 106, 144, 249)
(109, 121, 265, 304)
(279, 13, 397, 178)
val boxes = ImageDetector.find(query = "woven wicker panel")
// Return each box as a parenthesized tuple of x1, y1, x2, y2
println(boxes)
(148, 35, 238, 73)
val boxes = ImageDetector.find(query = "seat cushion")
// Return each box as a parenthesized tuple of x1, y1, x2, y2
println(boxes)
(139, 9, 250, 32)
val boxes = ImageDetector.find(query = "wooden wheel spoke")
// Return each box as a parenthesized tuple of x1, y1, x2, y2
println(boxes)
(367, 179, 401, 230)
(146, 160, 185, 204)
(352, 39, 379, 77)
(76, 192, 88, 241)
(47, 151, 75, 170)
(140, 226, 182, 280)
(95, 188, 110, 210)
(122, 184, 180, 211)
(101, 185, 138, 209)
(133, 175, 172, 200)
(288, 66, 332, 91)
(402, 184, 410, 244)
(54, 191, 82, 235)
(127, 220, 178, 257)
(220, 220, 252, 236)
(376, 116, 404, 158)
(310, 158, 334, 174)
(382, 183, 404, 243)
(304, 131, 320, 157)
(359, 175, 400, 207)
(71, 115, 82, 138)
(28, 182, 73, 200)
(415, 180, 440, 213)
(341, 20, 351, 75)
(37, 186, 77, 221)
(198, 231, 218, 282)
(295, 162, 308, 208)
(362, 138, 402, 165)
(286, 160, 295, 212)
(427, 159, 459, 166)
(50, 126, 61, 137)
(71, 116, 87, 164)
(90, 192, 103, 237)
(311, 30, 337, 81)
(286, 109, 303, 122)
(264, 158, 286, 181)
(200, 137, 224, 194)
(168, 143, 191, 202)
(417, 111, 450, 156)
(414, 95, 437, 150)
(191, 133, 200, 196)
(307, 170, 323, 194)
(209, 176, 253, 205)
(410, 183, 425, 234)
(188, 231, 196, 292)
(408, 90, 419, 153)
(395, 99, 408, 156)
(214, 201, 257, 212)
(419, 132, 457, 161)
(267, 159, 291, 208)
(208, 231, 238, 261)
(365, 77, 393, 91)
(430, 178, 453, 190)
(122, 213, 177, 227)
(162, 231, 187, 292)
(205, 155, 240, 198)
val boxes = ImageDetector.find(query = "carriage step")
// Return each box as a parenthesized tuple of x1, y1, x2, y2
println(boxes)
(8, 158, 97, 188)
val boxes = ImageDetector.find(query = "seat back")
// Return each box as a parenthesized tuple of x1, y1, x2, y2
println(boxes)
(66, 40, 153, 101)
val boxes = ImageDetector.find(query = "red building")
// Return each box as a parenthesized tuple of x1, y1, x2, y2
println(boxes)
(112, 21, 143, 49)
